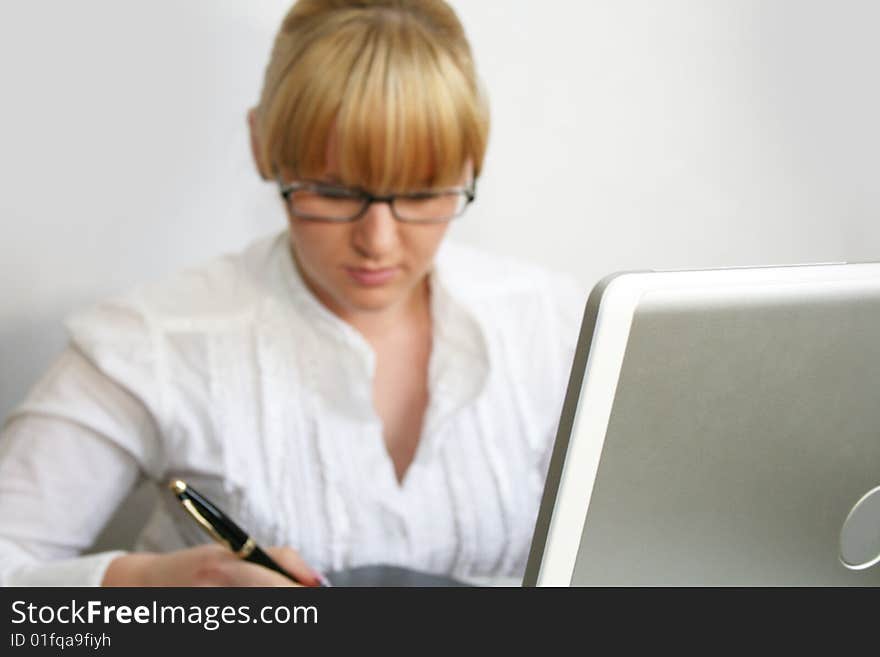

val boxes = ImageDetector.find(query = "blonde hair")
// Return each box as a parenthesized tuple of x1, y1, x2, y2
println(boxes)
(253, 0, 489, 193)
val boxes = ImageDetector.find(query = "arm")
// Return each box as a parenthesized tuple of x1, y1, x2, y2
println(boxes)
(0, 347, 321, 587)
(0, 347, 154, 586)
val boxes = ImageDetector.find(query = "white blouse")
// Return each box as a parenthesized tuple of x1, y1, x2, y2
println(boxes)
(0, 231, 584, 586)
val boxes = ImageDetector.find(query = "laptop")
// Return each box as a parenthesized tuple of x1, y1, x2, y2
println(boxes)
(524, 262, 880, 586)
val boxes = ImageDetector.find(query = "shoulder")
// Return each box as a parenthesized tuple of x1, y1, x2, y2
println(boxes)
(66, 232, 285, 337)
(62, 233, 287, 409)
(435, 241, 587, 398)
(131, 232, 283, 323)
(436, 240, 586, 333)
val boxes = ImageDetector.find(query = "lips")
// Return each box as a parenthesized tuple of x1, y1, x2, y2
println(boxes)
(344, 266, 399, 286)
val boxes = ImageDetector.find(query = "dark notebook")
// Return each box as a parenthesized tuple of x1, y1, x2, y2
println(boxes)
(322, 564, 472, 587)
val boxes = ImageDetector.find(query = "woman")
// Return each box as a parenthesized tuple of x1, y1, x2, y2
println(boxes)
(0, 0, 582, 586)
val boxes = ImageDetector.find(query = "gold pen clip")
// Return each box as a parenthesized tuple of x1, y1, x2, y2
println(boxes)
(180, 499, 233, 550)
(170, 480, 233, 551)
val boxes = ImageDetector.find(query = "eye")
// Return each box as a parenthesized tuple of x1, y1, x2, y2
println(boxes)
(314, 185, 361, 200)
(401, 191, 440, 201)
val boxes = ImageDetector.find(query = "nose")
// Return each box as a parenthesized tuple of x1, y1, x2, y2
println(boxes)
(351, 200, 400, 259)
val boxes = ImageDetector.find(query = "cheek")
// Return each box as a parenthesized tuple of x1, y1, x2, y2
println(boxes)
(290, 221, 349, 264)
(405, 224, 450, 266)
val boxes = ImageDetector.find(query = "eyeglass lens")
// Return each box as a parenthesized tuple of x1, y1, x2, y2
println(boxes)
(287, 188, 467, 222)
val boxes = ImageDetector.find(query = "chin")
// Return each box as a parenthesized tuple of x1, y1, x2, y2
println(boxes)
(336, 285, 405, 314)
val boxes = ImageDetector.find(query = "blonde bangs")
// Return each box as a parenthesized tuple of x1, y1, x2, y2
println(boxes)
(257, 3, 489, 193)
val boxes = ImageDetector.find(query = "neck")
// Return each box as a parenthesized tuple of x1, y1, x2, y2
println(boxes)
(344, 278, 431, 343)
(289, 246, 432, 342)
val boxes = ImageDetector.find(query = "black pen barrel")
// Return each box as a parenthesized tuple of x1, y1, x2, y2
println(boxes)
(245, 545, 298, 581)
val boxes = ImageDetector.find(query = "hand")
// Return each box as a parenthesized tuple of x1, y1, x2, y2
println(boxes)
(102, 544, 322, 587)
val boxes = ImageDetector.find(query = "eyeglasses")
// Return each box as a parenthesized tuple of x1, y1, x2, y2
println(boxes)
(277, 178, 476, 223)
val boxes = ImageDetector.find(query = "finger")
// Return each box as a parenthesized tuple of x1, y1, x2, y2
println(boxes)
(222, 559, 301, 587)
(190, 545, 300, 587)
(265, 546, 322, 586)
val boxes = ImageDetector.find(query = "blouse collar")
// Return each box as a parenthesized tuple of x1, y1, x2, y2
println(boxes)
(269, 231, 490, 433)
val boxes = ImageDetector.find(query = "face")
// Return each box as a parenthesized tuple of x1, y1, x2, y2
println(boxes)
(281, 135, 464, 321)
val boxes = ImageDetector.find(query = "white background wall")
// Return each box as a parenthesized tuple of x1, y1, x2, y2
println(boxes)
(1, 0, 879, 421)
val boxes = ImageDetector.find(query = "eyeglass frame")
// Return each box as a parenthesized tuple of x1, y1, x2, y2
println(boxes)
(276, 177, 477, 224)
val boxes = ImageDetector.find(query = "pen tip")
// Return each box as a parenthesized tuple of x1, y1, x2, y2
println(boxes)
(169, 479, 187, 495)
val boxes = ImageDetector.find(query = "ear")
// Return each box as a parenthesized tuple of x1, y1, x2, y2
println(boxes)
(247, 108, 270, 180)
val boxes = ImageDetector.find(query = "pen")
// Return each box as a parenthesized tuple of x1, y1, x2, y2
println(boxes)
(168, 479, 328, 587)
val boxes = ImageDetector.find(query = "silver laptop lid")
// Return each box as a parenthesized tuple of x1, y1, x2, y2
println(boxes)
(525, 263, 880, 586)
